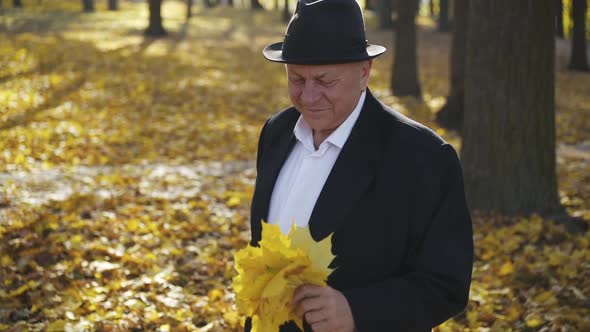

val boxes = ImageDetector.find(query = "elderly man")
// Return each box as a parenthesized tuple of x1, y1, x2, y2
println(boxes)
(246, 0, 474, 331)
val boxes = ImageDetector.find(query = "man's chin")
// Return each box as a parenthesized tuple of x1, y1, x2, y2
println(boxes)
(302, 110, 330, 123)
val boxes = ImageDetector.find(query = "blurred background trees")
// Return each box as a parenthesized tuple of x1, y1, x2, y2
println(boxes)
(434, 0, 468, 131)
(250, 0, 263, 10)
(146, 0, 166, 36)
(108, 0, 118, 10)
(82, 0, 94, 12)
(391, 0, 421, 98)
(569, 0, 589, 70)
(437, 0, 448, 32)
(376, 0, 394, 29)
(557, 0, 565, 38)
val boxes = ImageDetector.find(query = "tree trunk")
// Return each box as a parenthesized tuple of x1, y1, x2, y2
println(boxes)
(108, 0, 118, 10)
(251, 0, 263, 10)
(391, 0, 421, 98)
(462, 0, 559, 215)
(555, 0, 564, 38)
(282, 0, 290, 22)
(13, 0, 23, 8)
(186, 0, 193, 18)
(435, 0, 468, 131)
(438, 0, 450, 32)
(145, 0, 167, 37)
(365, 0, 374, 11)
(377, 0, 393, 29)
(82, 0, 94, 12)
(568, 0, 589, 71)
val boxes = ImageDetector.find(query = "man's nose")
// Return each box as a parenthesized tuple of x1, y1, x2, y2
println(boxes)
(301, 81, 320, 105)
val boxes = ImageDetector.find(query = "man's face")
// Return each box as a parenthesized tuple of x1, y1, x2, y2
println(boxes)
(285, 61, 372, 140)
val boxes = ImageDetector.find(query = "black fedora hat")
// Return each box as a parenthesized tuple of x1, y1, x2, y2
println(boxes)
(263, 0, 386, 64)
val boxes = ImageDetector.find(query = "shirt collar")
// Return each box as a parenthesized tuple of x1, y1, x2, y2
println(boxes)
(293, 90, 366, 151)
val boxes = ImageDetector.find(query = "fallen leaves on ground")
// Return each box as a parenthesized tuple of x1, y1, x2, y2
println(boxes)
(1, 163, 254, 331)
(437, 214, 590, 331)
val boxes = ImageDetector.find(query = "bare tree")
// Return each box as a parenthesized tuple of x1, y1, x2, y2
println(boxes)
(145, 0, 166, 36)
(391, 0, 421, 98)
(251, 0, 263, 10)
(568, 0, 589, 71)
(438, 0, 450, 32)
(282, 0, 291, 22)
(186, 0, 193, 19)
(556, 0, 564, 38)
(435, 0, 468, 131)
(462, 0, 559, 214)
(377, 0, 393, 29)
(82, 0, 94, 12)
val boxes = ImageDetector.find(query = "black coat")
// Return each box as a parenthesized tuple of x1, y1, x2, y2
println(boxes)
(245, 90, 473, 331)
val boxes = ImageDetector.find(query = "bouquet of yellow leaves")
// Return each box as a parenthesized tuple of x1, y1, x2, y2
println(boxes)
(232, 222, 334, 332)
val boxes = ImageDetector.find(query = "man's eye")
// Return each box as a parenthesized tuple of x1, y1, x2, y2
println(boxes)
(320, 80, 336, 87)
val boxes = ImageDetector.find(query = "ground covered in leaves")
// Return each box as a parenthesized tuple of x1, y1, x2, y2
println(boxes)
(1, 1, 589, 331)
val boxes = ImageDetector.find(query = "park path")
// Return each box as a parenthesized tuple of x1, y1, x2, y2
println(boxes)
(1, 141, 589, 209)
(0, 161, 255, 226)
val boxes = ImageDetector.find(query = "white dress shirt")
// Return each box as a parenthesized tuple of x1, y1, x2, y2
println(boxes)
(267, 90, 367, 234)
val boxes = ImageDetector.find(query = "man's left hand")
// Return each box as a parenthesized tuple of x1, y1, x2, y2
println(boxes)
(291, 284, 356, 332)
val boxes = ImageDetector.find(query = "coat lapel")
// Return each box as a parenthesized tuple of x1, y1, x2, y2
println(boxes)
(251, 119, 297, 244)
(258, 132, 296, 221)
(308, 91, 381, 241)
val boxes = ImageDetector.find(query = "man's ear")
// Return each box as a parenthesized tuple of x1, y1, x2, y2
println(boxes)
(360, 60, 372, 90)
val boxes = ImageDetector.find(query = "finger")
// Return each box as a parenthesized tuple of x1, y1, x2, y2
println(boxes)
(310, 319, 331, 332)
(295, 296, 324, 317)
(304, 309, 325, 325)
(291, 284, 323, 307)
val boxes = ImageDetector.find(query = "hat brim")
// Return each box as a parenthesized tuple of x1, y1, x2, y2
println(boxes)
(262, 42, 387, 64)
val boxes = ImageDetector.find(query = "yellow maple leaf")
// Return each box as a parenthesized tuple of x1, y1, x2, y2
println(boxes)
(525, 314, 544, 328)
(498, 261, 514, 276)
(46, 320, 67, 332)
(290, 224, 334, 274)
(232, 222, 334, 332)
